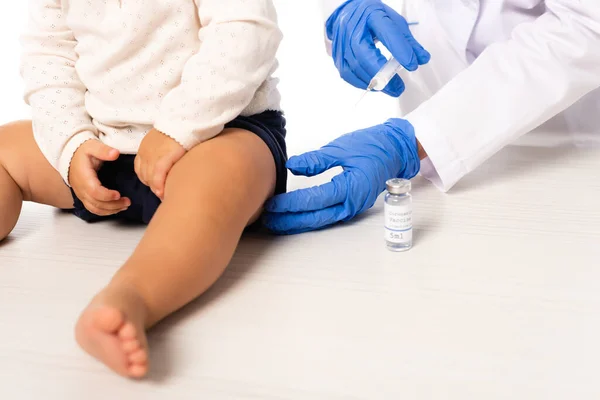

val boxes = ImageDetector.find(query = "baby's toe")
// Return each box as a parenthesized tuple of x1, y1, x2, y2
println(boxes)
(129, 349, 148, 364)
(128, 364, 148, 378)
(118, 322, 137, 340)
(122, 339, 141, 353)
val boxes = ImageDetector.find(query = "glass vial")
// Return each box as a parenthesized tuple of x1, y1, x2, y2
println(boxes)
(384, 178, 413, 252)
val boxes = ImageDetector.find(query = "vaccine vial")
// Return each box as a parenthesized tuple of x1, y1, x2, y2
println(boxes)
(384, 178, 413, 252)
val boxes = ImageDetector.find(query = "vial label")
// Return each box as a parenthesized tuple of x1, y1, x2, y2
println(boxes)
(384, 204, 412, 244)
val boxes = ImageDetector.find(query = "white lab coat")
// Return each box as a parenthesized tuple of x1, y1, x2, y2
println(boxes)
(320, 0, 600, 191)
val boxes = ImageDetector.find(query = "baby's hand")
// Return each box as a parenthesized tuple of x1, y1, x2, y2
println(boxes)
(135, 129, 186, 200)
(70, 140, 131, 216)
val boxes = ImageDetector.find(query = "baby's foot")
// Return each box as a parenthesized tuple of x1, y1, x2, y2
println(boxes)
(75, 286, 149, 378)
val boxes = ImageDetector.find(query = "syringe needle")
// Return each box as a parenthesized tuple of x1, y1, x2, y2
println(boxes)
(355, 90, 369, 107)
(355, 80, 376, 107)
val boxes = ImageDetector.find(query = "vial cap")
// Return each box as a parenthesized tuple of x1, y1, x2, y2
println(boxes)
(386, 178, 411, 195)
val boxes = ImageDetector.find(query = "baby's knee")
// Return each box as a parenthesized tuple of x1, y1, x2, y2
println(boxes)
(164, 130, 277, 213)
(0, 121, 42, 204)
(179, 129, 276, 186)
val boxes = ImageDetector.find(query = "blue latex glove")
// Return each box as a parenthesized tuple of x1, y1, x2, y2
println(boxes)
(327, 0, 431, 97)
(263, 119, 420, 235)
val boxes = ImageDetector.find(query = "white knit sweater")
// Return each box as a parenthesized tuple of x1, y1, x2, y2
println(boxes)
(20, 0, 283, 183)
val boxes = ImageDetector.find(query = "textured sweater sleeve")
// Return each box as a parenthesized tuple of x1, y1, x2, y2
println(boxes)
(20, 0, 99, 185)
(153, 0, 283, 150)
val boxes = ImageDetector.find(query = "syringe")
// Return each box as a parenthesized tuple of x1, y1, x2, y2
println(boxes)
(355, 57, 403, 106)
(366, 22, 420, 91)
(367, 57, 403, 92)
(355, 22, 421, 105)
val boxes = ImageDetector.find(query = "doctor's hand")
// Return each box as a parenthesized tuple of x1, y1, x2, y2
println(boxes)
(326, 0, 430, 97)
(263, 119, 421, 235)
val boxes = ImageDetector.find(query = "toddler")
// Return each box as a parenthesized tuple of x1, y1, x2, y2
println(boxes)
(0, 0, 286, 378)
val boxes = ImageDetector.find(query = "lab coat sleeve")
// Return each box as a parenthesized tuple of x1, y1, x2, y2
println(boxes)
(405, 0, 600, 192)
(20, 0, 99, 185)
(153, 0, 282, 150)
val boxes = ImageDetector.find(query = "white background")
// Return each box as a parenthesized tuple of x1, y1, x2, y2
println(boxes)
(0, 0, 398, 157)
(0, 4, 29, 124)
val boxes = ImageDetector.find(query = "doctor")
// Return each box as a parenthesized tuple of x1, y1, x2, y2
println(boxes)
(263, 0, 600, 234)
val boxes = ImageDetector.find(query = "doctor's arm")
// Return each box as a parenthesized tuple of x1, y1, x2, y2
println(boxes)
(407, 0, 600, 192)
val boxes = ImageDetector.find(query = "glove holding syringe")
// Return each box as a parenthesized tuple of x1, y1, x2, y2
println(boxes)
(367, 20, 425, 93)
(367, 57, 405, 92)
(326, 0, 431, 97)
(357, 52, 433, 107)
(355, 57, 405, 106)
(355, 56, 417, 106)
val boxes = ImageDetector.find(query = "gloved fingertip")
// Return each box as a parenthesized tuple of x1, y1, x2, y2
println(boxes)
(262, 215, 290, 235)
(263, 201, 274, 213)
(383, 77, 405, 97)
(286, 155, 309, 175)
(403, 59, 419, 72)
(382, 87, 402, 98)
(288, 152, 331, 177)
(263, 198, 280, 213)
(260, 212, 276, 227)
(417, 49, 431, 65)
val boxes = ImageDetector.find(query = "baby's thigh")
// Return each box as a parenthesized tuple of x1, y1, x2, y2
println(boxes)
(0, 121, 73, 209)
(165, 128, 277, 222)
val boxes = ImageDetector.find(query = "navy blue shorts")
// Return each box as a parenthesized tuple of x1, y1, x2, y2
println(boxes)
(71, 110, 287, 224)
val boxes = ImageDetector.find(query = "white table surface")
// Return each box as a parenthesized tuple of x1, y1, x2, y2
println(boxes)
(1, 144, 599, 399)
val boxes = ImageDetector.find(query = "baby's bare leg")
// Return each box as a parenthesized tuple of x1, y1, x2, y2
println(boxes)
(0, 121, 73, 240)
(75, 128, 276, 378)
